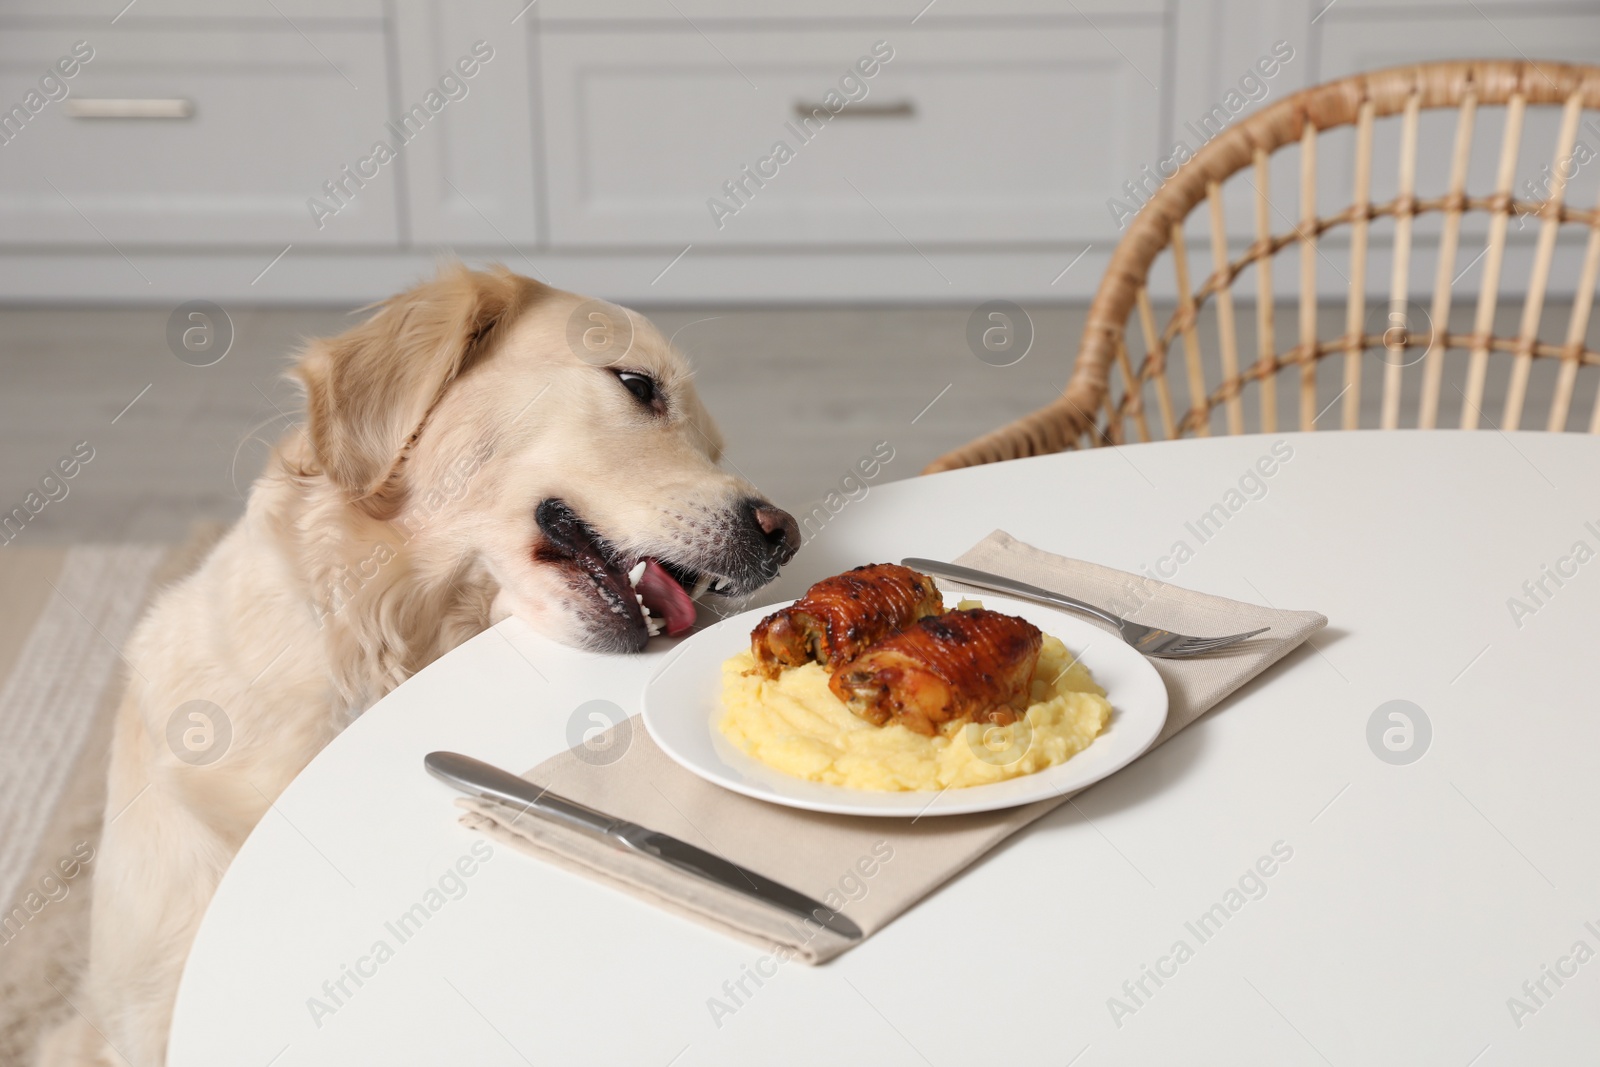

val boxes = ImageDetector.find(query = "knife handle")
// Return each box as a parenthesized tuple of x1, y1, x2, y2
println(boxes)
(425, 751, 621, 840)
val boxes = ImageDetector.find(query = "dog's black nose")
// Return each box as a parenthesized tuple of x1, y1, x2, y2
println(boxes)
(748, 500, 799, 565)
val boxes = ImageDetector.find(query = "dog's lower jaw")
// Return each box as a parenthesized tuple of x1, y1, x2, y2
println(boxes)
(581, 620, 651, 654)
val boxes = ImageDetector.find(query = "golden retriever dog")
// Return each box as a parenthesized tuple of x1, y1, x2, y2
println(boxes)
(39, 264, 799, 1066)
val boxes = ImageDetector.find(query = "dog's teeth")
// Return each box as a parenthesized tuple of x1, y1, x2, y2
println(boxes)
(691, 574, 712, 600)
(627, 561, 645, 587)
(645, 617, 663, 636)
(714, 577, 731, 592)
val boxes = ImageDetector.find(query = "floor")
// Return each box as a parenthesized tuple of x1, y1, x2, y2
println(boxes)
(0, 300, 1593, 544)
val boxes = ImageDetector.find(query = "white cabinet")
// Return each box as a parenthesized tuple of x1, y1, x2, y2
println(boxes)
(538, 24, 1164, 247)
(536, 0, 1162, 17)
(6, 0, 381, 16)
(1310, 9, 1600, 243)
(0, 0, 1597, 302)
(1318, 10, 1600, 81)
(0, 23, 397, 247)
(392, 1, 541, 247)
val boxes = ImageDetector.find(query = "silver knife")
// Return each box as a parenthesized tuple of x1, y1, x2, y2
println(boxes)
(424, 751, 862, 941)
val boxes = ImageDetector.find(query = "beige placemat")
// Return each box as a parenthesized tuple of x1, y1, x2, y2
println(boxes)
(460, 530, 1327, 964)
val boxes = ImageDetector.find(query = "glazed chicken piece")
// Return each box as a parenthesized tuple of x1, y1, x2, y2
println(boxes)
(750, 563, 943, 678)
(828, 608, 1043, 736)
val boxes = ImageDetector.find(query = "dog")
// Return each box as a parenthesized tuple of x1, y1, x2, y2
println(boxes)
(39, 264, 799, 1066)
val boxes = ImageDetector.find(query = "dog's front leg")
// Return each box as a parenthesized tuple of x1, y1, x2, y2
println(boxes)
(57, 702, 273, 1067)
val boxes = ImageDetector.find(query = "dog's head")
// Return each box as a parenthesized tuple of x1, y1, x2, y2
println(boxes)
(294, 264, 798, 653)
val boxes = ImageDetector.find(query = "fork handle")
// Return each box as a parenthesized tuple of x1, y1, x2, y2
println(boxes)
(902, 558, 1125, 631)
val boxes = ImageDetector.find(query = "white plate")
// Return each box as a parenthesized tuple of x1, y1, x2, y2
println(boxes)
(641, 592, 1169, 817)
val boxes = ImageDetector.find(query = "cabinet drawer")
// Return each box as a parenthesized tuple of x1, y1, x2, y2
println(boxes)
(537, 0, 1165, 19)
(0, 27, 397, 247)
(539, 24, 1165, 247)
(0, 1, 382, 17)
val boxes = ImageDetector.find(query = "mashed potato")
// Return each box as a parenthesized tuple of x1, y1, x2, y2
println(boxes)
(718, 601, 1111, 791)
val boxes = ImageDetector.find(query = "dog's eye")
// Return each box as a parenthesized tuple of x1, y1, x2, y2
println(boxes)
(616, 372, 656, 406)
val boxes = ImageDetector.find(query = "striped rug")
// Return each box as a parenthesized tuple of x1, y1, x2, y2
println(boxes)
(0, 527, 220, 1066)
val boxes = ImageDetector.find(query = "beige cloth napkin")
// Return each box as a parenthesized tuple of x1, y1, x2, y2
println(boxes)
(459, 530, 1327, 963)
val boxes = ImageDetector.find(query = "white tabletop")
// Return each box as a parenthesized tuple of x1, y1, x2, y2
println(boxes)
(170, 431, 1600, 1066)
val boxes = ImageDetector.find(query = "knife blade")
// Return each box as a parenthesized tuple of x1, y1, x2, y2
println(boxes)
(424, 751, 862, 941)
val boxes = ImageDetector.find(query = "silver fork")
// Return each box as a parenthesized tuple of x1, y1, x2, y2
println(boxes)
(902, 558, 1270, 659)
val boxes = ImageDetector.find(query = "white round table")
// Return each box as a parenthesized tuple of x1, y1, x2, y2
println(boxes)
(170, 431, 1600, 1066)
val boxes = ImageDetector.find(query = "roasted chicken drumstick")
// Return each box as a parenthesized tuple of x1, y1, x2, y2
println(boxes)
(828, 608, 1043, 736)
(750, 563, 943, 678)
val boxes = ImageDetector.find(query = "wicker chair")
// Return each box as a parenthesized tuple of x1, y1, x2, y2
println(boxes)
(926, 59, 1600, 473)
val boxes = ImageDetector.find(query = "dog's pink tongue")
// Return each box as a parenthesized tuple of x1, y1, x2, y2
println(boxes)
(637, 559, 697, 636)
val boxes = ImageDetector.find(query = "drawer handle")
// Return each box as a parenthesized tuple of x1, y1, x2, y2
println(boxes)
(793, 100, 914, 119)
(65, 98, 194, 119)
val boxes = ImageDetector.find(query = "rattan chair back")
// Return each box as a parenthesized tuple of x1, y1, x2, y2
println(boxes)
(926, 60, 1600, 473)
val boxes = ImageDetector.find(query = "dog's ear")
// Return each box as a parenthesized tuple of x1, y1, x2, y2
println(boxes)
(296, 263, 543, 518)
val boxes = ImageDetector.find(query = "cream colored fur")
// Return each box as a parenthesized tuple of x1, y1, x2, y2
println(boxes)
(38, 265, 787, 1066)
